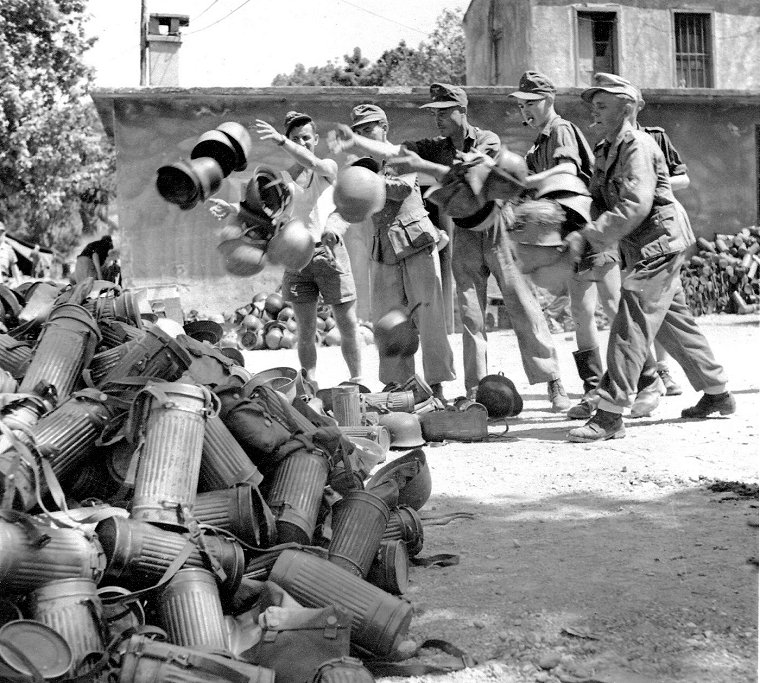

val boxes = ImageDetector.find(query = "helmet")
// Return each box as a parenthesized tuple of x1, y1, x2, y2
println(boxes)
(220, 346, 245, 367)
(156, 157, 224, 209)
(374, 309, 418, 357)
(191, 129, 238, 177)
(217, 238, 267, 277)
(183, 320, 223, 345)
(475, 373, 523, 418)
(266, 218, 315, 271)
(239, 166, 292, 236)
(215, 121, 252, 172)
(333, 165, 386, 223)
(241, 314, 263, 332)
(263, 320, 286, 349)
(264, 293, 284, 316)
(534, 172, 590, 199)
(366, 447, 431, 510)
(482, 146, 528, 204)
(322, 326, 341, 347)
(377, 412, 425, 449)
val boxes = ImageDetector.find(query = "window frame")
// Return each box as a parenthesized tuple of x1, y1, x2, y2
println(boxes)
(671, 9, 715, 89)
(573, 5, 621, 87)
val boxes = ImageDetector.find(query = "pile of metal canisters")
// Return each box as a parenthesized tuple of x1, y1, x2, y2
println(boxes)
(0, 278, 433, 683)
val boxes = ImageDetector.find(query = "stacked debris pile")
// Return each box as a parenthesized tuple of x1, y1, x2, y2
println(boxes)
(681, 226, 760, 316)
(0, 277, 478, 682)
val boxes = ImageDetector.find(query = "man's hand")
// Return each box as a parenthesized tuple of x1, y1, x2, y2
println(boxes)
(388, 146, 427, 175)
(326, 124, 355, 154)
(561, 230, 587, 263)
(206, 198, 237, 221)
(255, 119, 286, 146)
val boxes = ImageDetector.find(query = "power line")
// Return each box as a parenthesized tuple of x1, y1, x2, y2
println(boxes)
(336, 0, 429, 37)
(191, 0, 221, 22)
(185, 0, 253, 35)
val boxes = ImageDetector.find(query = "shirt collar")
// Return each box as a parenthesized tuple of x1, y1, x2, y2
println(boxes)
(537, 113, 561, 138)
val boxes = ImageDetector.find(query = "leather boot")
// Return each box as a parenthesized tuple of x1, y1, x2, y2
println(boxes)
(567, 347, 603, 420)
(631, 375, 663, 418)
(568, 409, 626, 442)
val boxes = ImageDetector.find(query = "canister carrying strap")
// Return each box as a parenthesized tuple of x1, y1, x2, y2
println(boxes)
(363, 639, 475, 677)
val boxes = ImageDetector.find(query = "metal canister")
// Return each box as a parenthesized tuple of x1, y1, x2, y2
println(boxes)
(382, 505, 424, 557)
(19, 303, 101, 401)
(98, 319, 146, 349)
(328, 490, 390, 577)
(118, 634, 275, 683)
(331, 384, 362, 426)
(338, 425, 391, 454)
(200, 414, 263, 491)
(66, 458, 120, 503)
(193, 484, 271, 548)
(131, 382, 216, 525)
(0, 517, 106, 594)
(0, 333, 33, 379)
(310, 657, 375, 683)
(28, 578, 106, 676)
(97, 586, 145, 641)
(95, 516, 244, 592)
(87, 342, 136, 385)
(366, 539, 409, 595)
(158, 568, 228, 650)
(362, 391, 415, 413)
(269, 549, 413, 657)
(99, 325, 192, 387)
(264, 448, 329, 545)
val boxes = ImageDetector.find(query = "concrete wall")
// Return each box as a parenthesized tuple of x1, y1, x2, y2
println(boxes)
(92, 86, 759, 316)
(464, 0, 760, 89)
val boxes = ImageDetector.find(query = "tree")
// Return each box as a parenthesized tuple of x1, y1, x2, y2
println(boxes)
(0, 0, 115, 254)
(271, 8, 466, 87)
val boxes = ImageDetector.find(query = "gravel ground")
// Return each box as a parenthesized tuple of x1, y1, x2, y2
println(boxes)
(239, 314, 759, 683)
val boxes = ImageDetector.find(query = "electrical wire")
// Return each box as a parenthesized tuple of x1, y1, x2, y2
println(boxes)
(184, 0, 253, 35)
(191, 0, 221, 22)
(336, 0, 428, 37)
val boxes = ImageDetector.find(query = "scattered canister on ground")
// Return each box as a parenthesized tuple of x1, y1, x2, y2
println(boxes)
(366, 539, 409, 595)
(158, 568, 228, 651)
(268, 548, 413, 657)
(328, 489, 390, 577)
(382, 505, 424, 557)
(331, 384, 362, 426)
(27, 578, 106, 676)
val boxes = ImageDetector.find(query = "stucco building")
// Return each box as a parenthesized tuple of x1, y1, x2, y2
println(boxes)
(463, 0, 760, 89)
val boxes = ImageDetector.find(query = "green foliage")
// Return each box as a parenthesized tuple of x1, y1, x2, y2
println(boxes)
(271, 8, 466, 87)
(0, 0, 115, 254)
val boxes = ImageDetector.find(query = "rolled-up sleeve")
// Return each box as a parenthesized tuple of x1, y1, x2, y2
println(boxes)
(582, 137, 656, 250)
(384, 173, 415, 201)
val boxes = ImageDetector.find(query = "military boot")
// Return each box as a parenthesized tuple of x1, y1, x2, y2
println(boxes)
(568, 409, 626, 442)
(567, 347, 603, 420)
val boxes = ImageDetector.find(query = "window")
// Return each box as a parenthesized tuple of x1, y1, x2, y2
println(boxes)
(577, 11, 617, 85)
(674, 13, 713, 88)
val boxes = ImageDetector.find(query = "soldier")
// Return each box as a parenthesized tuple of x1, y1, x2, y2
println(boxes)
(0, 222, 21, 286)
(329, 84, 571, 411)
(343, 104, 454, 399)
(508, 70, 662, 420)
(567, 76, 734, 442)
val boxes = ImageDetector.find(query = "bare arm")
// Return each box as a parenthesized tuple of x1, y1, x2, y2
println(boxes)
(522, 161, 578, 189)
(255, 119, 336, 182)
(326, 124, 402, 160)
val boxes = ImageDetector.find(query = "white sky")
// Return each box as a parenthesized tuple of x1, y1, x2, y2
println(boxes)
(85, 0, 472, 87)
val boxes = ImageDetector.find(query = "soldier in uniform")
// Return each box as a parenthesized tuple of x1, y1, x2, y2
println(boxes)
(342, 104, 454, 399)
(567, 76, 734, 442)
(329, 84, 571, 411)
(508, 70, 663, 420)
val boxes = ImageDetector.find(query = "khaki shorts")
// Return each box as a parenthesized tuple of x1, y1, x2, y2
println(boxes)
(282, 241, 357, 306)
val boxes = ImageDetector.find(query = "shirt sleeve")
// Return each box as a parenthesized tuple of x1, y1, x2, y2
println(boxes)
(582, 135, 657, 249)
(655, 131, 688, 177)
(474, 130, 501, 159)
(384, 172, 415, 201)
(549, 122, 584, 171)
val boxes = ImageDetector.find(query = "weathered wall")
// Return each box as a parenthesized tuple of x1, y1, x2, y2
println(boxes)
(93, 86, 759, 315)
(465, 0, 760, 89)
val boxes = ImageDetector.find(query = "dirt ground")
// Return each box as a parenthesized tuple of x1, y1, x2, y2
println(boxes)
(234, 312, 759, 683)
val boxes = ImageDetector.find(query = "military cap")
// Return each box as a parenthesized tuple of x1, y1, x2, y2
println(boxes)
(508, 71, 556, 100)
(350, 104, 388, 129)
(283, 110, 313, 136)
(419, 83, 468, 109)
(581, 73, 639, 103)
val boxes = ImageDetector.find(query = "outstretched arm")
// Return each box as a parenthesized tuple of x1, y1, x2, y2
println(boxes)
(255, 119, 336, 182)
(326, 124, 402, 160)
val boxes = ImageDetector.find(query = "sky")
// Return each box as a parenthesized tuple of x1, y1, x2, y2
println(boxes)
(84, 0, 472, 87)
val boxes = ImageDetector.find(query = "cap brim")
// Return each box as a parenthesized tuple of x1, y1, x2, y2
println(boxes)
(284, 115, 313, 133)
(419, 101, 460, 109)
(508, 91, 548, 100)
(350, 116, 386, 129)
(581, 86, 633, 103)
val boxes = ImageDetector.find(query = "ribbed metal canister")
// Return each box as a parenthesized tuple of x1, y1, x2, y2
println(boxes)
(265, 449, 329, 545)
(131, 383, 214, 525)
(366, 539, 409, 595)
(338, 425, 391, 453)
(158, 568, 227, 650)
(95, 516, 243, 592)
(28, 578, 105, 675)
(200, 415, 263, 491)
(19, 303, 101, 401)
(117, 634, 276, 683)
(362, 391, 415, 413)
(0, 519, 106, 593)
(193, 484, 265, 547)
(382, 505, 424, 557)
(31, 391, 114, 484)
(0, 333, 33, 379)
(269, 549, 413, 657)
(98, 319, 146, 349)
(87, 343, 135, 385)
(328, 490, 390, 577)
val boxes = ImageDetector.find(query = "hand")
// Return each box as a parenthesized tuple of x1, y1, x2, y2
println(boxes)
(388, 146, 425, 175)
(255, 119, 286, 146)
(321, 230, 340, 249)
(326, 124, 355, 154)
(561, 230, 587, 262)
(206, 198, 237, 221)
